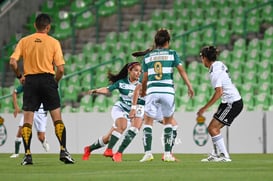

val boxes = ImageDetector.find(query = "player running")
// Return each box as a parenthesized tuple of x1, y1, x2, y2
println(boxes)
(82, 62, 143, 160)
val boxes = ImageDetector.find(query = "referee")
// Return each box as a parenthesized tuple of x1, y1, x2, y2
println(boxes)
(10, 13, 74, 165)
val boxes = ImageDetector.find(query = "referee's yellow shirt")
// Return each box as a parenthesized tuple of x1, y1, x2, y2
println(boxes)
(10, 33, 65, 76)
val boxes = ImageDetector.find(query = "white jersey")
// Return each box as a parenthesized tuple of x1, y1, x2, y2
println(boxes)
(209, 61, 241, 103)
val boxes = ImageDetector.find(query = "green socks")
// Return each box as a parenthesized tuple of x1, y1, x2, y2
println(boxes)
(118, 127, 138, 153)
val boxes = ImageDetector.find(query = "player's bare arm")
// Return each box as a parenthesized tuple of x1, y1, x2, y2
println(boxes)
(197, 86, 223, 116)
(177, 65, 194, 98)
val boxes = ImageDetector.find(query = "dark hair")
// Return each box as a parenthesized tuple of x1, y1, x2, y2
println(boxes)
(200, 46, 219, 62)
(35, 13, 51, 31)
(107, 62, 141, 83)
(154, 28, 170, 48)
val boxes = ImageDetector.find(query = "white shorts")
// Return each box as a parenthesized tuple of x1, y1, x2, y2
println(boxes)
(111, 105, 131, 129)
(19, 105, 48, 132)
(145, 93, 175, 118)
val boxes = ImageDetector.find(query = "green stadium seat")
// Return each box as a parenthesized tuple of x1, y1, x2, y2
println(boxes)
(219, 49, 232, 64)
(186, 40, 201, 56)
(187, 19, 200, 30)
(191, 8, 205, 21)
(231, 49, 245, 63)
(248, 38, 262, 51)
(74, 11, 95, 29)
(105, 31, 118, 44)
(242, 71, 257, 84)
(186, 1, 199, 9)
(261, 49, 272, 60)
(261, 39, 273, 53)
(241, 93, 255, 111)
(202, 28, 216, 45)
(217, 29, 231, 45)
(55, 0, 70, 8)
(71, 0, 88, 14)
(234, 38, 246, 50)
(41, 0, 59, 17)
(92, 95, 109, 112)
(230, 70, 243, 85)
(98, 0, 117, 17)
(246, 49, 260, 63)
(120, 0, 139, 7)
(261, 5, 273, 23)
(52, 20, 72, 40)
(232, 17, 244, 35)
(243, 59, 257, 73)
(247, 16, 260, 33)
(204, 7, 218, 19)
(255, 93, 271, 111)
(80, 73, 92, 90)
(232, 6, 244, 19)
(264, 26, 273, 40)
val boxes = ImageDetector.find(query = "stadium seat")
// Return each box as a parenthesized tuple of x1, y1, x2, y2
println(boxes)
(247, 16, 260, 33)
(120, 0, 139, 7)
(92, 95, 109, 112)
(74, 10, 95, 29)
(261, 5, 273, 23)
(70, 0, 88, 14)
(246, 49, 261, 64)
(241, 93, 255, 111)
(219, 49, 232, 64)
(98, 0, 117, 17)
(52, 19, 72, 40)
(255, 93, 271, 111)
(243, 59, 257, 73)
(234, 38, 246, 50)
(264, 26, 273, 40)
(41, 0, 58, 17)
(242, 71, 257, 84)
(231, 49, 245, 64)
(260, 38, 273, 51)
(232, 17, 244, 35)
(217, 29, 231, 45)
(248, 38, 262, 51)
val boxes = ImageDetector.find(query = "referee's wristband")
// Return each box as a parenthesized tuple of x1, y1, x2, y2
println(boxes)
(131, 105, 137, 110)
(16, 74, 22, 79)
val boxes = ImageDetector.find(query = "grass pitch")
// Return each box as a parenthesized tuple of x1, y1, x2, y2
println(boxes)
(1, 153, 273, 181)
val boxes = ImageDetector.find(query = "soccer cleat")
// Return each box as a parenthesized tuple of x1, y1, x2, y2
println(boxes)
(103, 148, 113, 157)
(201, 154, 221, 162)
(162, 154, 176, 162)
(139, 153, 154, 162)
(218, 153, 232, 162)
(10, 153, 19, 158)
(42, 140, 50, 152)
(218, 157, 232, 162)
(82, 146, 91, 160)
(161, 153, 178, 161)
(21, 154, 33, 165)
(60, 149, 75, 164)
(112, 152, 122, 162)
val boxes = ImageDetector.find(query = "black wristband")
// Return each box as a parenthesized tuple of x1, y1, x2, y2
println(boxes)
(16, 74, 22, 79)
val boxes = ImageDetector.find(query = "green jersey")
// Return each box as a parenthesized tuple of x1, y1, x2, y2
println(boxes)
(143, 48, 182, 95)
(108, 78, 145, 113)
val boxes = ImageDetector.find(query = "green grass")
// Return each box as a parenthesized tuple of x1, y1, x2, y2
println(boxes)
(1, 153, 273, 181)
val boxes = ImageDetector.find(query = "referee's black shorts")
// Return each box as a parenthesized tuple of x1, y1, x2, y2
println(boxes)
(213, 99, 243, 126)
(23, 73, 61, 112)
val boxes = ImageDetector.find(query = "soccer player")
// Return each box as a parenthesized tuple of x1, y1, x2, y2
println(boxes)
(141, 29, 194, 162)
(9, 13, 74, 165)
(197, 46, 243, 162)
(10, 85, 49, 158)
(82, 62, 143, 160)
(112, 82, 179, 162)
